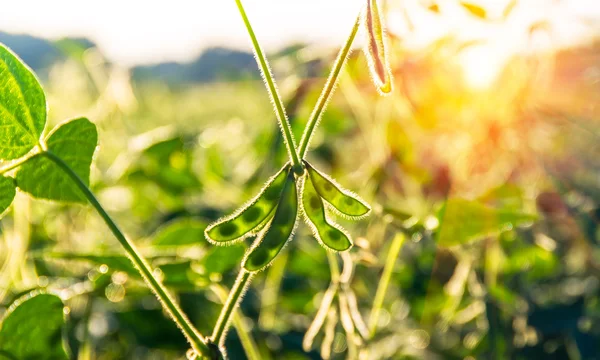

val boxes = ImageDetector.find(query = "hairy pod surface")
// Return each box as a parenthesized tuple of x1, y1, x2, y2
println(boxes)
(301, 175, 352, 252)
(206, 164, 290, 244)
(305, 162, 371, 219)
(243, 169, 298, 272)
(364, 0, 393, 94)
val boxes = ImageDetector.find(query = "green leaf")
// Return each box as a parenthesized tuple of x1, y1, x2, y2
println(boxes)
(0, 176, 16, 218)
(0, 292, 69, 359)
(152, 219, 207, 247)
(460, 2, 487, 19)
(42, 253, 210, 290)
(305, 162, 370, 219)
(364, 0, 393, 94)
(437, 198, 537, 246)
(201, 244, 246, 275)
(301, 176, 352, 252)
(0, 44, 46, 160)
(243, 170, 298, 272)
(205, 163, 289, 244)
(16, 118, 98, 203)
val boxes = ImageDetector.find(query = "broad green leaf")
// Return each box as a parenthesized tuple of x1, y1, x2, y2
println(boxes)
(201, 244, 246, 275)
(16, 118, 98, 203)
(206, 163, 289, 244)
(0, 292, 69, 359)
(364, 0, 393, 94)
(305, 162, 370, 219)
(301, 176, 352, 252)
(460, 2, 487, 19)
(243, 170, 298, 272)
(0, 44, 46, 160)
(152, 219, 207, 247)
(0, 176, 16, 218)
(437, 198, 537, 246)
(42, 253, 209, 290)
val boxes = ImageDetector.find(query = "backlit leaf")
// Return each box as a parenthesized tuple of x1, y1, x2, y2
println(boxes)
(152, 219, 207, 247)
(0, 176, 16, 218)
(364, 0, 393, 94)
(460, 2, 487, 19)
(16, 118, 98, 203)
(301, 176, 352, 252)
(206, 163, 289, 244)
(437, 198, 536, 246)
(0, 44, 46, 160)
(0, 292, 69, 359)
(243, 170, 298, 272)
(305, 162, 370, 219)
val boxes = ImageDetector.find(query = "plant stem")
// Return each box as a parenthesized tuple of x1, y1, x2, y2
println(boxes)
(42, 150, 211, 358)
(368, 232, 405, 337)
(234, 0, 302, 172)
(298, 14, 361, 159)
(212, 285, 262, 360)
(211, 269, 252, 347)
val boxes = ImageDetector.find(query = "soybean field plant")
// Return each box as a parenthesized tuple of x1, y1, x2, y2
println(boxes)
(0, 0, 395, 359)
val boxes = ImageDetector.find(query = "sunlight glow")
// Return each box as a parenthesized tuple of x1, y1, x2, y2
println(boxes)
(458, 46, 509, 89)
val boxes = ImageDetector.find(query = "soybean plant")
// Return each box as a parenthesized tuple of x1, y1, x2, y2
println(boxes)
(0, 0, 393, 358)
(206, 0, 393, 356)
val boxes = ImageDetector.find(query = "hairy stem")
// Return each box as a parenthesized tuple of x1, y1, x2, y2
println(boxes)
(368, 233, 405, 336)
(234, 0, 302, 171)
(42, 151, 211, 358)
(298, 14, 361, 159)
(212, 285, 262, 360)
(211, 269, 252, 347)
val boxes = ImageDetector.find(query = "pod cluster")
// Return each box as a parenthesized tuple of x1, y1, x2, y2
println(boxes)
(205, 162, 371, 272)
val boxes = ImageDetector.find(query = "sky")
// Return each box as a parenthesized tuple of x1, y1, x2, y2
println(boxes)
(0, 0, 598, 67)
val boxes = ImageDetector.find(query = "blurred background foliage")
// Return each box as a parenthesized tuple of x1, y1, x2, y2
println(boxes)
(1, 0, 600, 359)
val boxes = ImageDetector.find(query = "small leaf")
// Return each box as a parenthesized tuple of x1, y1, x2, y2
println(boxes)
(0, 44, 47, 160)
(437, 198, 537, 246)
(205, 163, 290, 244)
(301, 176, 352, 251)
(0, 176, 16, 218)
(152, 219, 207, 247)
(364, 0, 393, 94)
(427, 3, 440, 13)
(460, 2, 487, 19)
(243, 170, 299, 272)
(0, 292, 69, 359)
(305, 162, 370, 219)
(16, 118, 98, 203)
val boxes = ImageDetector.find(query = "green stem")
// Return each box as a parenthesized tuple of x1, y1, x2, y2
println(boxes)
(298, 14, 361, 159)
(368, 233, 405, 337)
(212, 285, 262, 360)
(234, 0, 302, 172)
(42, 151, 211, 358)
(211, 269, 252, 347)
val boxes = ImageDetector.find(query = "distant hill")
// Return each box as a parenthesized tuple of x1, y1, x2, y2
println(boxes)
(0, 32, 66, 74)
(0, 31, 307, 85)
(131, 47, 259, 84)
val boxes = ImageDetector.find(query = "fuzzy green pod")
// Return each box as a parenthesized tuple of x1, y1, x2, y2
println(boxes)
(301, 175, 352, 252)
(364, 0, 393, 94)
(243, 169, 298, 272)
(305, 162, 370, 219)
(206, 163, 290, 244)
